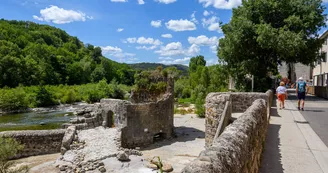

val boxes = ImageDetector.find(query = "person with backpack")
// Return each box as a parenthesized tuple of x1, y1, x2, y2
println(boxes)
(296, 77, 307, 111)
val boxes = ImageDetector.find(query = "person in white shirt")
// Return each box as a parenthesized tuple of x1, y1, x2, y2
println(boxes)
(276, 81, 288, 110)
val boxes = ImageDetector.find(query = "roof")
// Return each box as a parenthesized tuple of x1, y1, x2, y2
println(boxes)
(319, 30, 328, 39)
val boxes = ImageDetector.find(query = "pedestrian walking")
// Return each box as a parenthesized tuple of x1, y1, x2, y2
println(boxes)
(276, 81, 288, 110)
(296, 77, 307, 111)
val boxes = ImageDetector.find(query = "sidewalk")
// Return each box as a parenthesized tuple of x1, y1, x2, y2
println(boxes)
(260, 95, 328, 173)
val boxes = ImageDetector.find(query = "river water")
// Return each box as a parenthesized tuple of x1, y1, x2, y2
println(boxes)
(0, 111, 74, 132)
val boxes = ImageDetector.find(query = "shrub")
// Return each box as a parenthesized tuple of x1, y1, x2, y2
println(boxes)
(195, 92, 206, 118)
(61, 89, 78, 104)
(0, 87, 28, 111)
(181, 87, 191, 98)
(0, 137, 29, 173)
(35, 86, 57, 107)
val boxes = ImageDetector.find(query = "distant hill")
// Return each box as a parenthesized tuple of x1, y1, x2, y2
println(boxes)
(129, 63, 189, 76)
(0, 19, 134, 87)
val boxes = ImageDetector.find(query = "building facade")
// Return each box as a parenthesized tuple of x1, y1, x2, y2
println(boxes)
(313, 30, 328, 86)
(278, 62, 312, 83)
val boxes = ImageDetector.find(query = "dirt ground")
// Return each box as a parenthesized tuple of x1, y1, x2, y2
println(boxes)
(14, 114, 205, 173)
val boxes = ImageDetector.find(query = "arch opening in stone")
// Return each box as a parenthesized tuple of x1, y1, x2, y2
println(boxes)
(153, 132, 166, 143)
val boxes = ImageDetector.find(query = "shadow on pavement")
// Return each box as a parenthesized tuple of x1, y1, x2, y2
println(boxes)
(141, 126, 205, 151)
(260, 100, 284, 173)
(270, 99, 280, 117)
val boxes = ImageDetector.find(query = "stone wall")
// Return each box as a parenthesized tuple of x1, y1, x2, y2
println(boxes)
(228, 92, 269, 113)
(62, 105, 113, 130)
(0, 129, 65, 158)
(205, 93, 231, 147)
(100, 99, 131, 128)
(205, 90, 273, 147)
(121, 93, 174, 148)
(182, 99, 268, 173)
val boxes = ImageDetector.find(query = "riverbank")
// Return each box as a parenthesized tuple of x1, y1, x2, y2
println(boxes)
(0, 80, 130, 113)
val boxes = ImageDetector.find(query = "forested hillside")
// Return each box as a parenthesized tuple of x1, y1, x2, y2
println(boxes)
(0, 19, 134, 88)
(129, 63, 189, 76)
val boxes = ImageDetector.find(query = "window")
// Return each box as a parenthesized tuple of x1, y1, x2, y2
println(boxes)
(325, 37, 328, 45)
(322, 52, 327, 63)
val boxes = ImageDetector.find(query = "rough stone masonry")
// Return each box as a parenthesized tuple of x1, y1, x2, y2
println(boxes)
(182, 99, 268, 173)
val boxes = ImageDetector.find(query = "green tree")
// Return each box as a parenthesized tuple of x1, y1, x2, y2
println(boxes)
(189, 55, 206, 73)
(218, 0, 326, 91)
(200, 67, 210, 88)
(0, 20, 135, 88)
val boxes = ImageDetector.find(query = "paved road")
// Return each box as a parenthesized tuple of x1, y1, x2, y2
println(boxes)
(287, 89, 328, 146)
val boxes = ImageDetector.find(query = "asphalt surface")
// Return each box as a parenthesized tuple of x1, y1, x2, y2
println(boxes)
(286, 89, 328, 147)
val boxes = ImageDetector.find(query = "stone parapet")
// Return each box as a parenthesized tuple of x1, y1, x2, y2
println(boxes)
(0, 129, 65, 158)
(182, 99, 268, 173)
(205, 90, 273, 147)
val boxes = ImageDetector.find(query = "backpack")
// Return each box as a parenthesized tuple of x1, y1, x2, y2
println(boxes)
(298, 81, 306, 93)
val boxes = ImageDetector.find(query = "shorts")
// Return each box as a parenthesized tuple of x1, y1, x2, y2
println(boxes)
(277, 94, 286, 102)
(298, 92, 306, 100)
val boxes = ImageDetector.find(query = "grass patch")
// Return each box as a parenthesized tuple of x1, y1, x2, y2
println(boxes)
(0, 123, 62, 132)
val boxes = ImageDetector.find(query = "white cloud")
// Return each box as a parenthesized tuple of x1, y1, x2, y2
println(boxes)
(138, 0, 145, 4)
(155, 0, 177, 4)
(188, 44, 200, 55)
(117, 28, 124, 32)
(136, 45, 157, 50)
(151, 20, 162, 28)
(101, 46, 122, 54)
(125, 37, 137, 43)
(199, 0, 242, 9)
(33, 5, 91, 24)
(191, 11, 198, 24)
(111, 0, 128, 2)
(161, 34, 173, 38)
(202, 16, 222, 33)
(136, 37, 162, 45)
(159, 57, 191, 64)
(203, 10, 210, 16)
(100, 46, 135, 59)
(155, 42, 200, 56)
(188, 35, 218, 46)
(124, 37, 162, 50)
(159, 57, 173, 60)
(165, 19, 197, 32)
(207, 58, 219, 66)
(33, 15, 43, 21)
(210, 45, 218, 53)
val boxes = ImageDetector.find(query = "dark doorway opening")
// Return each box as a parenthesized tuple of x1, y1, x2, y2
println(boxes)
(153, 133, 166, 142)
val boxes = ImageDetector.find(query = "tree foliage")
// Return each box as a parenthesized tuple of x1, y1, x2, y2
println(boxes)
(174, 56, 229, 117)
(218, 0, 326, 91)
(0, 19, 134, 88)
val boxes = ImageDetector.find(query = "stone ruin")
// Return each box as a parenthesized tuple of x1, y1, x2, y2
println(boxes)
(53, 76, 175, 172)
(62, 77, 174, 148)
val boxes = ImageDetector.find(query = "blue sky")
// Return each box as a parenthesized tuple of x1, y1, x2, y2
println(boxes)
(1, 0, 328, 66)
